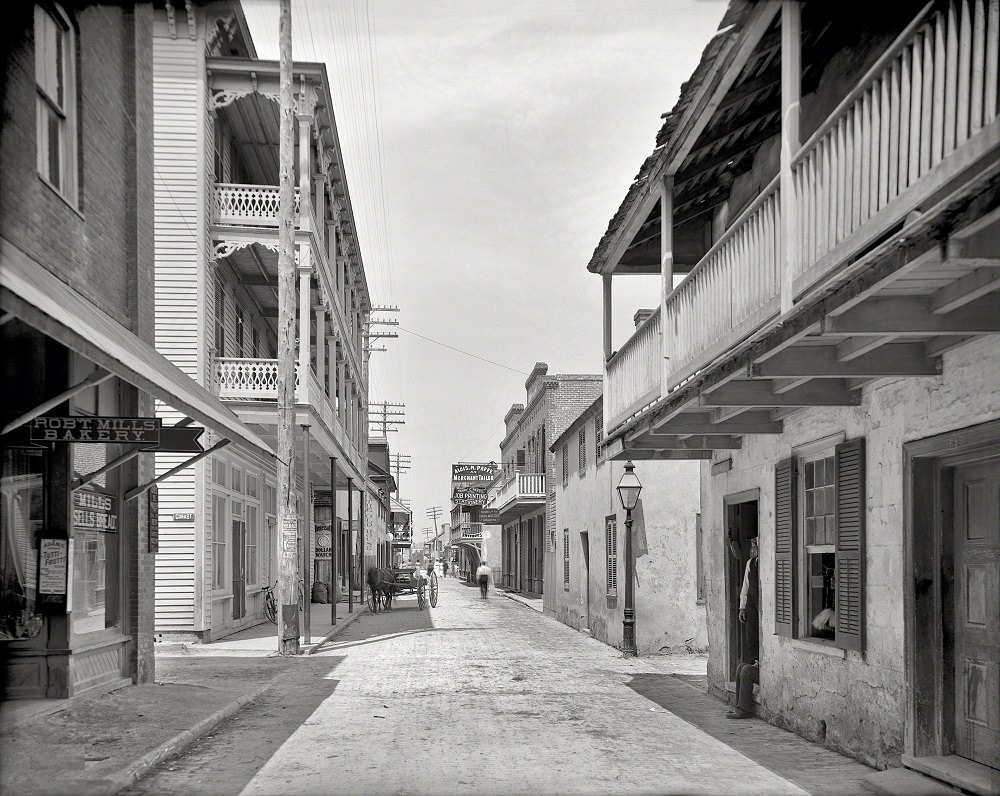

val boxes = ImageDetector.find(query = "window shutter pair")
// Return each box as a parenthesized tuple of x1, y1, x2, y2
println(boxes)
(773, 438, 866, 651)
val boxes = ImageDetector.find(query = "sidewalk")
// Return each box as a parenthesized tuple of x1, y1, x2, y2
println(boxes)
(0, 600, 366, 796)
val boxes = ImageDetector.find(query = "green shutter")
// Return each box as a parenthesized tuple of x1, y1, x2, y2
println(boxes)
(774, 457, 797, 637)
(835, 438, 866, 652)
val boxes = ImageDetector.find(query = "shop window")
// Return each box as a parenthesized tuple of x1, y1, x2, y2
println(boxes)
(775, 437, 865, 651)
(35, 4, 78, 205)
(246, 472, 259, 499)
(605, 515, 617, 596)
(212, 458, 227, 487)
(231, 466, 242, 494)
(1, 449, 44, 636)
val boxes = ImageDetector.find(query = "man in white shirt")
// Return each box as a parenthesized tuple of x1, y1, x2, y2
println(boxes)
(728, 535, 759, 719)
(475, 560, 491, 599)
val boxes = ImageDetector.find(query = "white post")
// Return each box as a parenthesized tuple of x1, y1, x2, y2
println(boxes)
(660, 174, 674, 386)
(602, 273, 613, 361)
(780, 0, 801, 314)
(315, 308, 326, 391)
(297, 256, 311, 404)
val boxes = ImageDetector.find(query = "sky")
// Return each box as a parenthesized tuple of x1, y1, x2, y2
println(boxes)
(242, 0, 725, 534)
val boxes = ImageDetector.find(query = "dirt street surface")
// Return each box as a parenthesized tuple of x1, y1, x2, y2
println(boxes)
(116, 579, 873, 796)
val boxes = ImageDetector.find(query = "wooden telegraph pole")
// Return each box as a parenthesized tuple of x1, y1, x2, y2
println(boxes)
(276, 0, 299, 655)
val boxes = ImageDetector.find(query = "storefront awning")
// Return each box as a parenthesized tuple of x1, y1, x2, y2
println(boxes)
(1, 237, 275, 460)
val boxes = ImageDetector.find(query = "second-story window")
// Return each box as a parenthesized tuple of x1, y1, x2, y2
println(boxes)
(578, 428, 586, 477)
(35, 5, 77, 205)
(595, 412, 604, 463)
(561, 443, 569, 488)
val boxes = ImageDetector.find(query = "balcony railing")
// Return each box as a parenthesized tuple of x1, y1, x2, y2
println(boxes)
(216, 357, 286, 399)
(461, 522, 483, 540)
(497, 473, 546, 501)
(607, 0, 999, 417)
(214, 183, 300, 227)
(606, 307, 663, 427)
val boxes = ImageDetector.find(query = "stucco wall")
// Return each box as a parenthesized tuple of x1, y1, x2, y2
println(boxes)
(700, 335, 1000, 768)
(553, 406, 706, 654)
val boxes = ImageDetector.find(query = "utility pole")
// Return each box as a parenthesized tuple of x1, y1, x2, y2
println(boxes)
(275, 0, 299, 655)
(390, 452, 411, 498)
(426, 505, 442, 534)
(363, 306, 399, 355)
(368, 401, 405, 436)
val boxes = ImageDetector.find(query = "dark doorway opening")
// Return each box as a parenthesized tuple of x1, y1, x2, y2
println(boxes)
(725, 491, 759, 681)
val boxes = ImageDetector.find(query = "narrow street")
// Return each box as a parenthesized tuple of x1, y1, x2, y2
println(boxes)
(124, 580, 871, 796)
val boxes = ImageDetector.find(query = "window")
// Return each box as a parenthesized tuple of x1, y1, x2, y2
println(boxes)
(561, 443, 569, 487)
(606, 515, 617, 596)
(595, 412, 604, 463)
(212, 495, 227, 590)
(246, 505, 258, 585)
(775, 437, 865, 651)
(235, 306, 246, 358)
(578, 428, 586, 477)
(563, 528, 570, 589)
(252, 327, 260, 359)
(231, 466, 242, 494)
(35, 5, 77, 204)
(214, 281, 225, 355)
(246, 472, 259, 500)
(212, 458, 227, 486)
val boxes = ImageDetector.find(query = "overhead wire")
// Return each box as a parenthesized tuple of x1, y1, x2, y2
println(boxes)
(397, 326, 530, 376)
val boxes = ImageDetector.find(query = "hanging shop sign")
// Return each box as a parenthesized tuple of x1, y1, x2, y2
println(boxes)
(30, 416, 161, 444)
(452, 486, 489, 506)
(479, 508, 499, 524)
(73, 488, 119, 533)
(451, 463, 497, 485)
(27, 417, 205, 452)
(148, 486, 159, 554)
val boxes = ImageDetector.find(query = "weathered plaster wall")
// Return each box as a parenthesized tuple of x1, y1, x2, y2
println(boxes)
(554, 405, 706, 654)
(701, 335, 1000, 768)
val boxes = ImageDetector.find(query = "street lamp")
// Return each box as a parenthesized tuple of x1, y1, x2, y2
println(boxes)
(616, 460, 642, 657)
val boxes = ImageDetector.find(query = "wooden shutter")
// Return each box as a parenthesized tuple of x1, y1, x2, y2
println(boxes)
(774, 457, 797, 637)
(835, 438, 866, 652)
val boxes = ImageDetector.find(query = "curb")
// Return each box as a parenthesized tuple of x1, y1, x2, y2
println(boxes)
(100, 675, 280, 795)
(495, 589, 543, 613)
(305, 604, 368, 655)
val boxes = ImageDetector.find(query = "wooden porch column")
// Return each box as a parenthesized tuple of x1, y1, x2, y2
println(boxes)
(297, 111, 313, 232)
(326, 332, 336, 400)
(315, 307, 326, 391)
(603, 273, 613, 361)
(297, 254, 311, 404)
(660, 174, 674, 378)
(337, 349, 346, 426)
(780, 0, 801, 314)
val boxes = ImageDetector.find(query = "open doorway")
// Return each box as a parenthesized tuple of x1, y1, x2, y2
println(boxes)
(724, 490, 759, 681)
(580, 531, 590, 631)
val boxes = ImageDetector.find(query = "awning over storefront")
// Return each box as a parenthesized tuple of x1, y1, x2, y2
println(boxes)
(0, 237, 275, 460)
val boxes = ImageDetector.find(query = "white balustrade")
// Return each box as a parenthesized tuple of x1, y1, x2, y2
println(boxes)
(214, 183, 301, 227)
(517, 473, 545, 497)
(605, 307, 663, 427)
(663, 180, 781, 390)
(216, 357, 279, 399)
(791, 0, 999, 291)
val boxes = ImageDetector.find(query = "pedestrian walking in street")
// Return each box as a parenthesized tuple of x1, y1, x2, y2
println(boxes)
(728, 535, 759, 720)
(476, 560, 490, 598)
(443, 560, 449, 578)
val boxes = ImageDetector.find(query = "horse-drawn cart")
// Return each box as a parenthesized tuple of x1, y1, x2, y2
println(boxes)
(366, 564, 438, 612)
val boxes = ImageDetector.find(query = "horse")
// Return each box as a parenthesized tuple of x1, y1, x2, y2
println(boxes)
(365, 566, 396, 613)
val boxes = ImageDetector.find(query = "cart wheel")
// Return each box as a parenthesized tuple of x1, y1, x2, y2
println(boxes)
(417, 584, 426, 610)
(366, 588, 378, 613)
(429, 571, 439, 608)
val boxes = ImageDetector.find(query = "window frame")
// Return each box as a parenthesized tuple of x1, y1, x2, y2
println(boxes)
(563, 527, 570, 590)
(212, 494, 228, 592)
(34, 4, 78, 206)
(605, 514, 617, 597)
(578, 428, 586, 478)
(595, 412, 604, 464)
(561, 442, 569, 487)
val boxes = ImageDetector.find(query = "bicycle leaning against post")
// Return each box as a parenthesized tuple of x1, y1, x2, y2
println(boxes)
(261, 581, 278, 624)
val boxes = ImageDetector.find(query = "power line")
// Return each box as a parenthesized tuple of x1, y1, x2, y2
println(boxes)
(397, 326, 529, 375)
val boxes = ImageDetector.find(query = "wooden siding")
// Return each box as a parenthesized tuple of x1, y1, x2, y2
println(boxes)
(152, 30, 202, 631)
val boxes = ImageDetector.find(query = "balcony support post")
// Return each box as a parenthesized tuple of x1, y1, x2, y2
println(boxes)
(780, 0, 801, 314)
(603, 273, 613, 360)
(297, 111, 313, 232)
(315, 308, 326, 392)
(660, 174, 674, 381)
(326, 332, 337, 400)
(337, 348, 346, 427)
(297, 252, 311, 405)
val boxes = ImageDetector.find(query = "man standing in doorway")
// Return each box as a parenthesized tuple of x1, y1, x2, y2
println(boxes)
(728, 535, 759, 719)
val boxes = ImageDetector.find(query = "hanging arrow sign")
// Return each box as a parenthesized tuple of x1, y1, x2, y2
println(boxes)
(145, 426, 205, 453)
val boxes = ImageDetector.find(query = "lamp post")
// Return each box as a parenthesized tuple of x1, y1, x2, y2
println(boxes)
(616, 460, 642, 657)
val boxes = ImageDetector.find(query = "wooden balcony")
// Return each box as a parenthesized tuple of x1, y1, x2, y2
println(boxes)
(460, 522, 484, 541)
(604, 0, 1000, 451)
(214, 183, 300, 228)
(495, 474, 546, 525)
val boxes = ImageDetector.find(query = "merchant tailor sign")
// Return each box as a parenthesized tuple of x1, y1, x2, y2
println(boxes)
(73, 488, 118, 532)
(451, 463, 496, 484)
